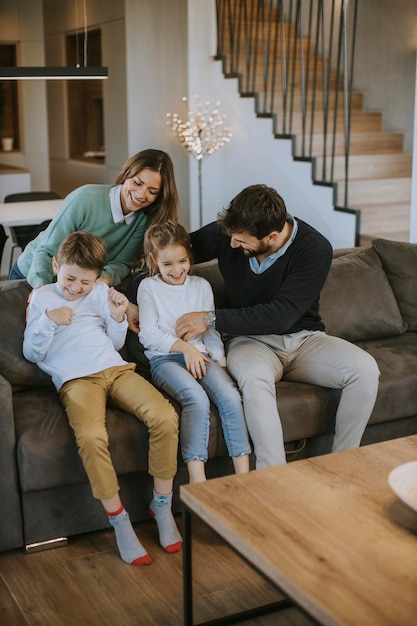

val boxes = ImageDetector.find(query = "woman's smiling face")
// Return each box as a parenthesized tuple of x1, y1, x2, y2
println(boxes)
(120, 168, 161, 215)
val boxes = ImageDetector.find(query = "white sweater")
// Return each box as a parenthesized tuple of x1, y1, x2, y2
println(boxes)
(23, 281, 128, 390)
(138, 274, 226, 366)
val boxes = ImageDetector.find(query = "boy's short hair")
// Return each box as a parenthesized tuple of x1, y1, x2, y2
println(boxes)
(56, 231, 107, 275)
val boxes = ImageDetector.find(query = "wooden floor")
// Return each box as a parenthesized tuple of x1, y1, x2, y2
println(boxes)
(0, 516, 316, 626)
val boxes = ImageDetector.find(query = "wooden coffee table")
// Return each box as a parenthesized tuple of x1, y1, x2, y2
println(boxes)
(180, 436, 417, 625)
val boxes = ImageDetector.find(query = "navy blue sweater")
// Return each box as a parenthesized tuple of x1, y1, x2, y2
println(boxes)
(190, 219, 333, 336)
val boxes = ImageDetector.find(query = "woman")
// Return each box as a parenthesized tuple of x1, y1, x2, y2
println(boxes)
(8, 149, 179, 288)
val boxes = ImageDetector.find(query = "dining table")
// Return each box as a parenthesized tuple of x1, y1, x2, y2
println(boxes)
(0, 198, 63, 276)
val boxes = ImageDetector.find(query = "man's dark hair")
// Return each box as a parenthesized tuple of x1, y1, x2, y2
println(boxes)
(218, 184, 287, 239)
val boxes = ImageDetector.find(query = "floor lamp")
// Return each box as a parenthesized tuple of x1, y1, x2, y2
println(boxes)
(166, 96, 232, 228)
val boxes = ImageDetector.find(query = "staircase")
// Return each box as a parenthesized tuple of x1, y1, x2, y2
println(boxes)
(215, 0, 412, 245)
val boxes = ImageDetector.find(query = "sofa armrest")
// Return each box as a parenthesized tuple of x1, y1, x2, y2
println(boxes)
(0, 373, 23, 551)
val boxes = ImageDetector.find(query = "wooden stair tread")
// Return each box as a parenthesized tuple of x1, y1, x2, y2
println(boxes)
(360, 231, 410, 245)
(323, 153, 413, 181)
(291, 131, 405, 157)
(337, 177, 411, 206)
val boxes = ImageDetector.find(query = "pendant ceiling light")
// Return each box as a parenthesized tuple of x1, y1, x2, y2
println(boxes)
(0, 66, 108, 80)
(0, 0, 108, 80)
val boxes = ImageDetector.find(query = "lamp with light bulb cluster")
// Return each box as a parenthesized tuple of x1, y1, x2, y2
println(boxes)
(166, 96, 232, 227)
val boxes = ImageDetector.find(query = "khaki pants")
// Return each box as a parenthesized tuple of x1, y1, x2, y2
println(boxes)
(60, 364, 179, 500)
(226, 331, 380, 469)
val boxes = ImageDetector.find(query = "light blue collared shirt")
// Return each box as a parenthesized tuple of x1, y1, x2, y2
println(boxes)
(109, 185, 136, 225)
(249, 215, 298, 274)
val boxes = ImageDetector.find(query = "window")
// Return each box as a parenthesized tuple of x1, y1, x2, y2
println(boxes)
(66, 29, 105, 162)
(0, 45, 20, 151)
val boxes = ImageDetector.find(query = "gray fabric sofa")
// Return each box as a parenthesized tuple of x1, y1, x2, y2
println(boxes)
(2, 237, 417, 553)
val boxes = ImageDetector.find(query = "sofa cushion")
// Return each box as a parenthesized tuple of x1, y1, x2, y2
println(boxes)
(357, 332, 417, 424)
(13, 388, 227, 492)
(372, 238, 417, 331)
(0, 281, 53, 391)
(319, 247, 406, 341)
(191, 260, 229, 308)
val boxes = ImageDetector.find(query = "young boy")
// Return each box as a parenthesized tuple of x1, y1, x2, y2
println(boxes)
(23, 231, 182, 566)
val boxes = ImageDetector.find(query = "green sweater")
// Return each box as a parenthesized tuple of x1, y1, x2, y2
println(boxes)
(17, 184, 147, 287)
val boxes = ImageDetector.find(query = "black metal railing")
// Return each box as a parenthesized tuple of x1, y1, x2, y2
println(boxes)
(215, 0, 358, 210)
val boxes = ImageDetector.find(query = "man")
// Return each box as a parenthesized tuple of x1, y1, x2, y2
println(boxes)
(176, 184, 380, 468)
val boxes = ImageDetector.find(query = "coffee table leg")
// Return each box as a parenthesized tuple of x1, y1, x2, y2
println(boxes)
(182, 503, 294, 626)
(183, 505, 194, 626)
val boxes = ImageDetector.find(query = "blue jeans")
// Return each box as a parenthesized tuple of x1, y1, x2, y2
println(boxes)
(8, 261, 26, 280)
(150, 353, 251, 463)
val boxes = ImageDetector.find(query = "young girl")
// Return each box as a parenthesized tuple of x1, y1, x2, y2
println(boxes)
(137, 221, 251, 483)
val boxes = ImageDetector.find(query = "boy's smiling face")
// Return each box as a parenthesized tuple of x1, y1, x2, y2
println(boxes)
(52, 258, 99, 301)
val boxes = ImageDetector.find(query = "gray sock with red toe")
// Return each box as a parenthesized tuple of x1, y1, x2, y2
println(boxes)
(149, 491, 183, 553)
(108, 506, 152, 566)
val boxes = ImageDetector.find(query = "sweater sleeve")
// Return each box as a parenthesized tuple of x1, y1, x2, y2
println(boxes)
(24, 188, 89, 287)
(200, 279, 226, 366)
(190, 222, 228, 263)
(138, 279, 178, 354)
(23, 291, 57, 363)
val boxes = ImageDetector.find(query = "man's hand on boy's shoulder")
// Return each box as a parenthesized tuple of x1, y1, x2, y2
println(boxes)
(108, 287, 128, 323)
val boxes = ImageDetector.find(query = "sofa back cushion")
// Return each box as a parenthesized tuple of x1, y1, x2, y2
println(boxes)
(319, 247, 406, 341)
(0, 280, 53, 391)
(191, 259, 229, 308)
(372, 239, 417, 332)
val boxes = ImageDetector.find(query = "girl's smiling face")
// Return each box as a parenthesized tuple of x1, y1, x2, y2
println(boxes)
(120, 168, 161, 215)
(155, 244, 191, 286)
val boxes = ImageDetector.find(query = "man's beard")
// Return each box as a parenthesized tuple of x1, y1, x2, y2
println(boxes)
(242, 241, 272, 258)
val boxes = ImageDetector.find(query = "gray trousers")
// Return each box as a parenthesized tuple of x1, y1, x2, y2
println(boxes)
(226, 331, 380, 468)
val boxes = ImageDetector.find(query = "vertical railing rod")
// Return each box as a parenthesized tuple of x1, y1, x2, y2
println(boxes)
(269, 0, 280, 114)
(331, 3, 344, 184)
(281, 0, 288, 134)
(221, 0, 233, 72)
(309, 0, 321, 162)
(298, 2, 307, 156)
(344, 0, 358, 208)
(241, 0, 250, 80)
(230, 0, 239, 74)
(301, 0, 314, 156)
(288, 0, 300, 134)
(341, 0, 349, 207)
(241, 0, 249, 82)
(259, 0, 268, 113)
(250, 0, 260, 93)
(215, 0, 222, 59)
(263, 0, 273, 113)
(324, 0, 336, 180)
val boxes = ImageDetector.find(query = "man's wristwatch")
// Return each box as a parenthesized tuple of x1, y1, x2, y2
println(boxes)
(204, 310, 216, 328)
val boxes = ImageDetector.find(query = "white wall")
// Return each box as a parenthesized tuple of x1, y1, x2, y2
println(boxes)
(0, 0, 50, 189)
(124, 0, 189, 226)
(354, 0, 417, 152)
(410, 50, 417, 243)
(43, 0, 129, 197)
